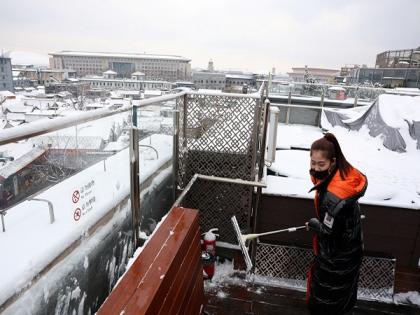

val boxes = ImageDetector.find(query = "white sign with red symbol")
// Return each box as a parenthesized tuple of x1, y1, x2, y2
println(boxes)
(72, 190, 80, 203)
(72, 180, 96, 222)
(73, 208, 81, 221)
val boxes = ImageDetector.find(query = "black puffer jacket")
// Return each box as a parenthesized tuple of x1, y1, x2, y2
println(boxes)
(307, 166, 368, 315)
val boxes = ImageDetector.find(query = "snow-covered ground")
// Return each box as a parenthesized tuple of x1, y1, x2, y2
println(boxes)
(0, 133, 172, 307)
(265, 94, 420, 210)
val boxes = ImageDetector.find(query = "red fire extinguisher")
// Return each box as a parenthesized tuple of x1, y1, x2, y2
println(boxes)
(201, 228, 218, 280)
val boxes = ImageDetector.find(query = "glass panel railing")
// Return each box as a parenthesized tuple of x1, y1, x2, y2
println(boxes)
(268, 81, 389, 105)
(0, 110, 132, 220)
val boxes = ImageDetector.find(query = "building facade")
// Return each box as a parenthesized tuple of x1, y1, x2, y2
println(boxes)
(0, 57, 13, 92)
(287, 67, 339, 83)
(225, 74, 255, 87)
(13, 68, 77, 86)
(49, 51, 191, 82)
(192, 71, 226, 90)
(350, 67, 420, 88)
(79, 77, 172, 91)
(349, 46, 420, 88)
(376, 47, 420, 68)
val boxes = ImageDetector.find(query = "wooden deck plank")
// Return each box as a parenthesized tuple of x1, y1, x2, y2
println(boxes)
(203, 275, 420, 315)
(98, 207, 203, 315)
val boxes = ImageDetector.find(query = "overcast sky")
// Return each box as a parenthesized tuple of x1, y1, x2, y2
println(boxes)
(1, 0, 419, 73)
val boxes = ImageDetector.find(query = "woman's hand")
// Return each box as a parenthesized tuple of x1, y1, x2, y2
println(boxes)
(305, 222, 310, 231)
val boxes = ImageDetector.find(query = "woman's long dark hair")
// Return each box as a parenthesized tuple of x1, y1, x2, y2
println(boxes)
(310, 133, 352, 179)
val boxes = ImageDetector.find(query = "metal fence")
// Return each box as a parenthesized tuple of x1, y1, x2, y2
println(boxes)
(254, 243, 395, 302)
(174, 90, 267, 243)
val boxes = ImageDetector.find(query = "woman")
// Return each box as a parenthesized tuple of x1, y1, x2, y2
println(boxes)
(306, 133, 367, 315)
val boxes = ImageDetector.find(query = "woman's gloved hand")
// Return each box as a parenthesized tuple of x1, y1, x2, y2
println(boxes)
(306, 218, 321, 233)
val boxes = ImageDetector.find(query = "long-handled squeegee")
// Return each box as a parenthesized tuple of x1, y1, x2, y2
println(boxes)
(231, 215, 306, 271)
(231, 214, 366, 272)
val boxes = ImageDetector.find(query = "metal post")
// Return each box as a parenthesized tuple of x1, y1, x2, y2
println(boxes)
(354, 86, 359, 107)
(286, 90, 292, 124)
(130, 106, 140, 248)
(318, 91, 325, 127)
(266, 107, 280, 163)
(182, 94, 188, 150)
(173, 109, 180, 202)
(1, 212, 5, 232)
(251, 99, 270, 272)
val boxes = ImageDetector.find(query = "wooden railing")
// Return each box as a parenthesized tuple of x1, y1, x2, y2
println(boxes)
(98, 207, 203, 315)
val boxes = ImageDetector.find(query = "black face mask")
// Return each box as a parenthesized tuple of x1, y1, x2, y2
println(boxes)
(310, 169, 329, 180)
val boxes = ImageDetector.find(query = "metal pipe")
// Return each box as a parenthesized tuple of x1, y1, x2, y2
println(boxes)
(139, 145, 158, 159)
(133, 91, 186, 107)
(1, 213, 5, 232)
(0, 92, 186, 146)
(196, 174, 266, 188)
(29, 198, 55, 224)
(271, 103, 325, 110)
(173, 109, 180, 201)
(266, 107, 280, 163)
(129, 108, 140, 249)
(182, 93, 188, 153)
(173, 174, 199, 207)
(188, 90, 260, 99)
(251, 98, 270, 272)
(354, 86, 359, 107)
(286, 91, 292, 124)
(172, 174, 266, 208)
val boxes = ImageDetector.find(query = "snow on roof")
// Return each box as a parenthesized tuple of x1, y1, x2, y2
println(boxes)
(377, 94, 420, 128)
(0, 91, 15, 98)
(131, 71, 145, 76)
(144, 90, 162, 95)
(266, 95, 420, 209)
(51, 50, 191, 62)
(0, 147, 45, 179)
(226, 74, 254, 80)
(103, 70, 117, 75)
(328, 86, 346, 91)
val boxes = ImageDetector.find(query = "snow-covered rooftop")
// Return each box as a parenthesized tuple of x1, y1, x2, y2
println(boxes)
(103, 70, 117, 75)
(131, 71, 145, 76)
(0, 147, 45, 179)
(265, 94, 420, 210)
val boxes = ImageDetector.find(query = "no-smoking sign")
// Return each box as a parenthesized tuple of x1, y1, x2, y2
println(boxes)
(72, 190, 80, 203)
(74, 208, 81, 221)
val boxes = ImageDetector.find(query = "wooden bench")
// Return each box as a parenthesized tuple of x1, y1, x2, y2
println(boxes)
(98, 207, 203, 315)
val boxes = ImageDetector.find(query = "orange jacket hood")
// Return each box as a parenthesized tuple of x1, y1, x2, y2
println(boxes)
(310, 167, 367, 200)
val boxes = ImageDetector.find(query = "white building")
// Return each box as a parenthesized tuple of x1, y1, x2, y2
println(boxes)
(80, 76, 171, 92)
(287, 67, 340, 83)
(49, 51, 191, 82)
(192, 71, 226, 90)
